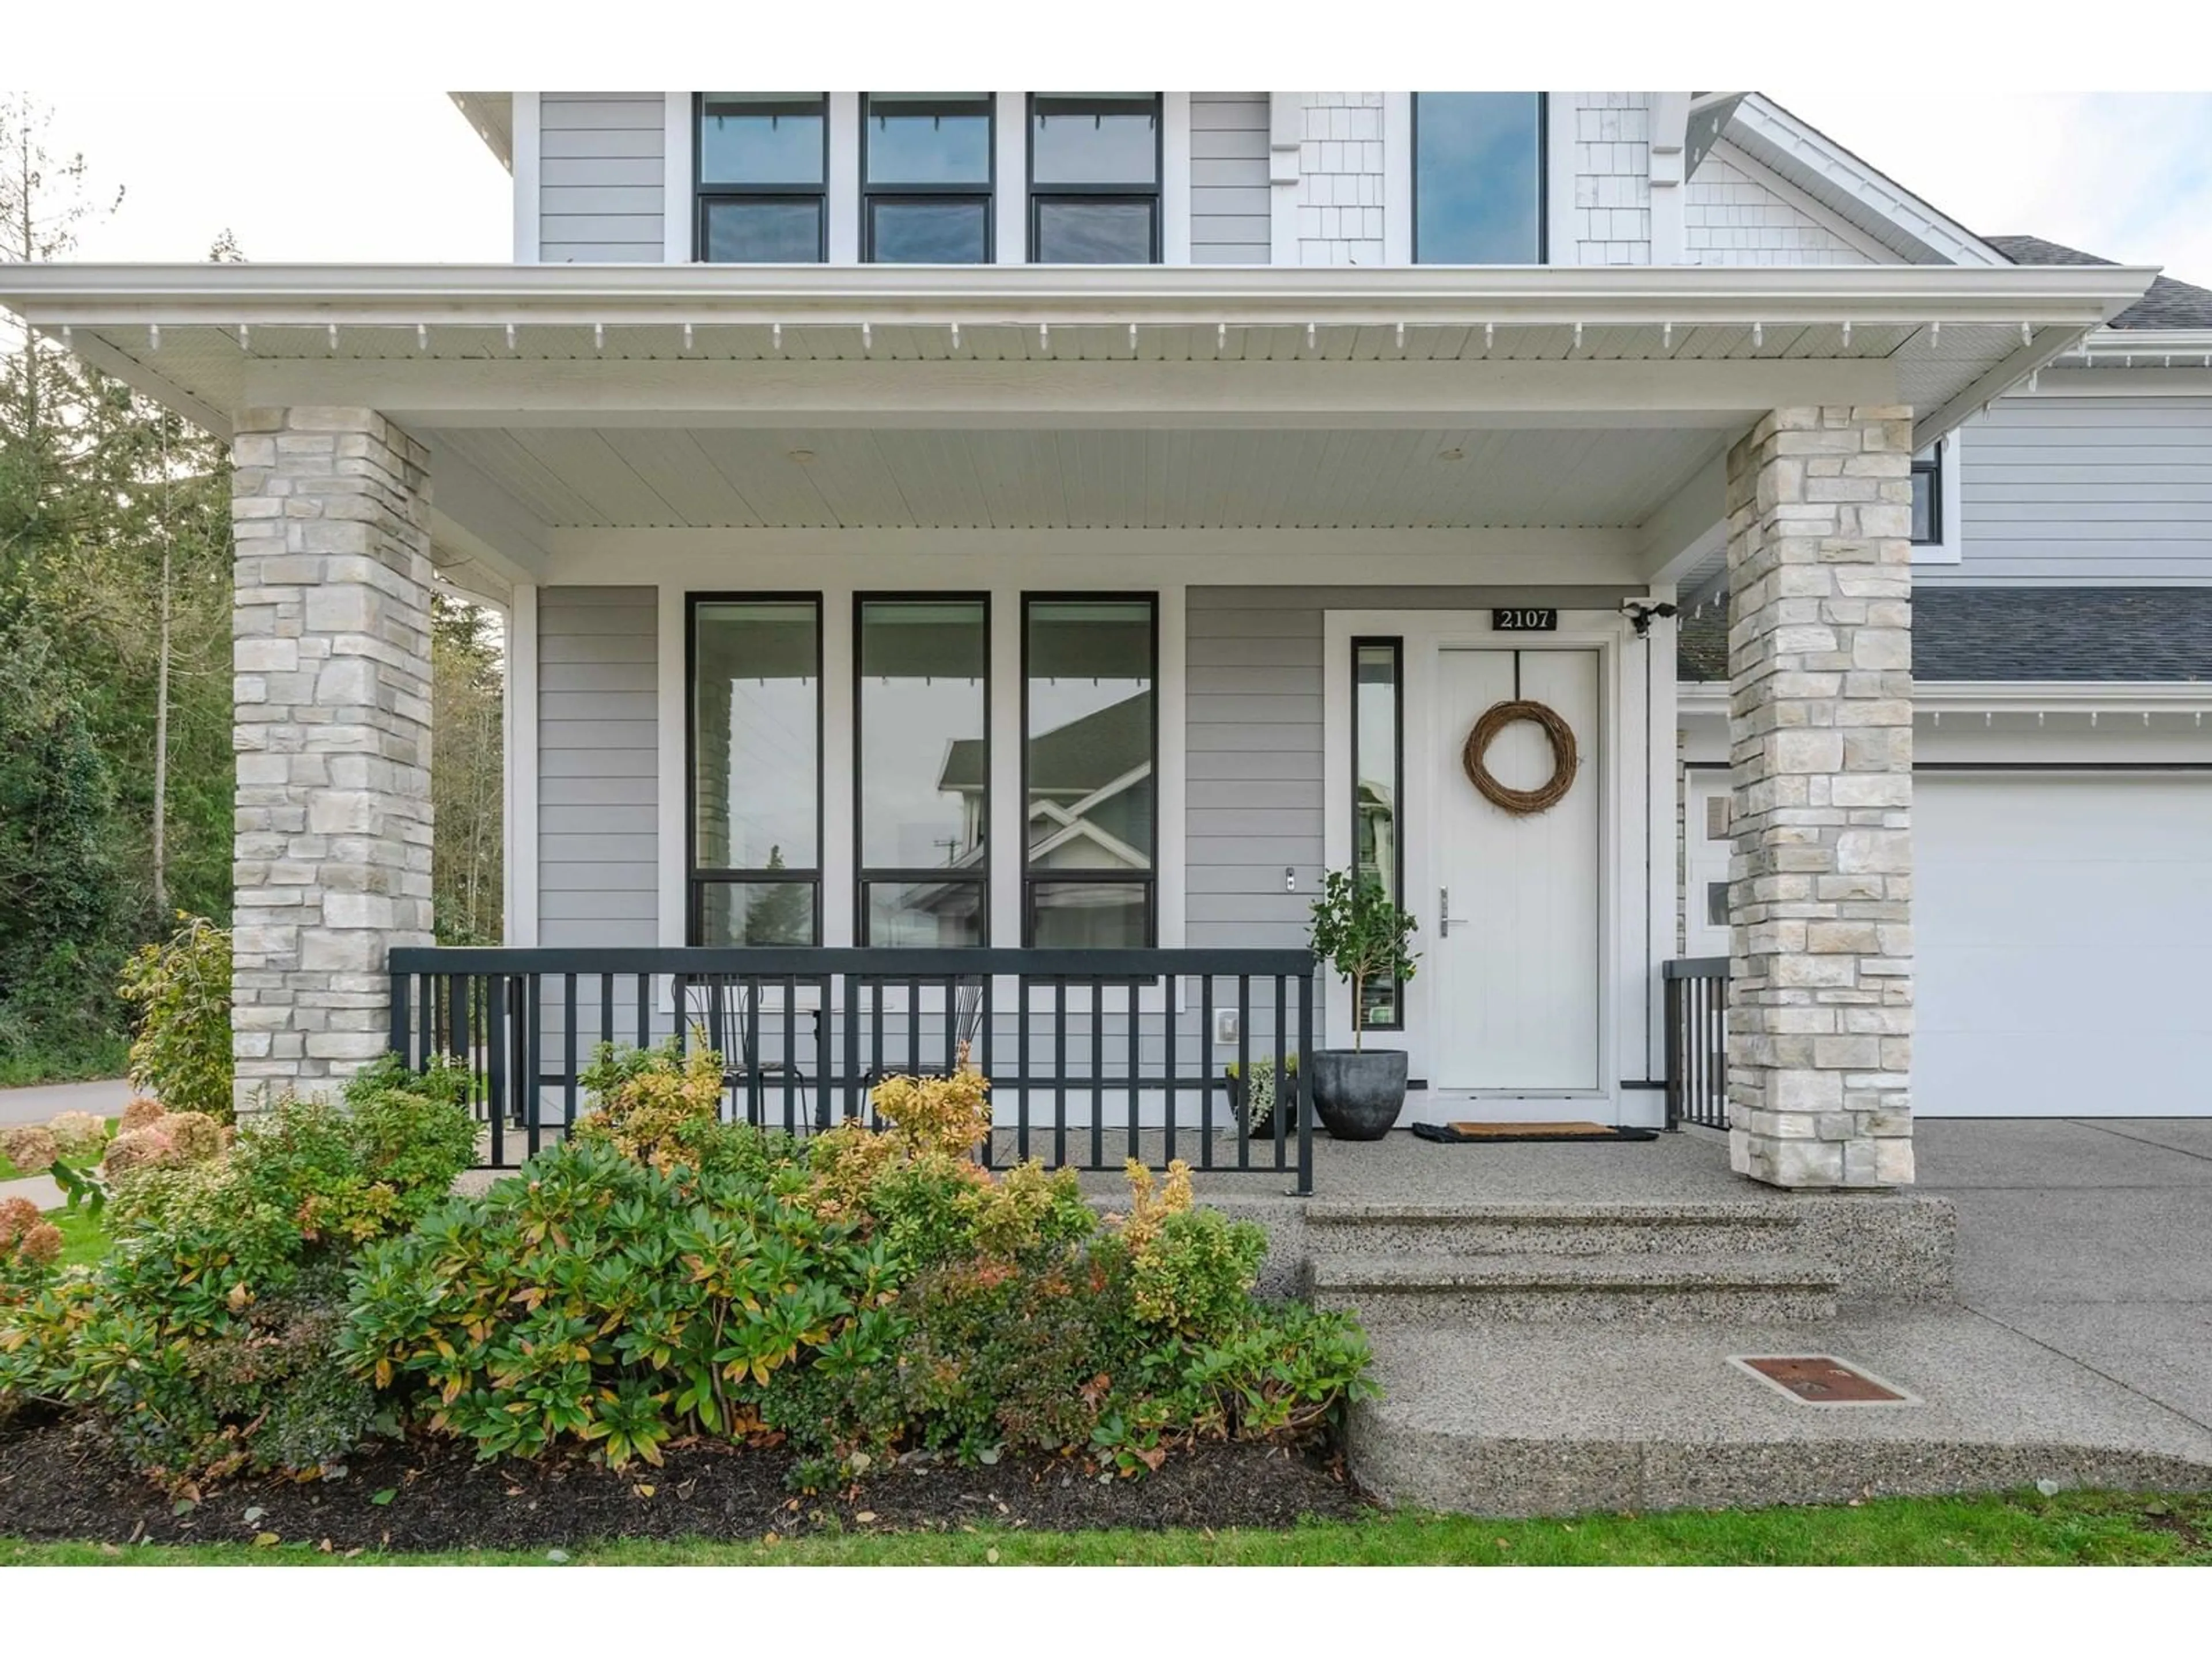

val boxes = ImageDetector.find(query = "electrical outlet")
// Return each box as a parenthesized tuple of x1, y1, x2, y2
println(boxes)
(1213, 1009, 1239, 1046)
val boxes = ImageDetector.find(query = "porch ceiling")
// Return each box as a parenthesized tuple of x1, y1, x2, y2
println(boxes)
(0, 263, 2155, 590)
(434, 422, 1732, 532)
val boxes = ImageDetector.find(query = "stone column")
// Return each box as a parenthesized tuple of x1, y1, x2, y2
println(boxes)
(1724, 405, 1914, 1188)
(231, 408, 434, 1111)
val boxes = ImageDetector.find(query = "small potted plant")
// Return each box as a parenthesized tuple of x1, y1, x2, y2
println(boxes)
(1223, 1054, 1298, 1137)
(1306, 870, 1420, 1139)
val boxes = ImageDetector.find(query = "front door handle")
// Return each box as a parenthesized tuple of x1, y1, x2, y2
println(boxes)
(1440, 887, 1472, 938)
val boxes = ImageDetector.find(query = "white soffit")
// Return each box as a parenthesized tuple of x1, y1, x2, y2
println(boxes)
(449, 93, 514, 170)
(434, 423, 1732, 532)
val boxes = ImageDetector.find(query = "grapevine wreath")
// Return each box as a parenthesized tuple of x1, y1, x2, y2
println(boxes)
(1463, 699, 1578, 815)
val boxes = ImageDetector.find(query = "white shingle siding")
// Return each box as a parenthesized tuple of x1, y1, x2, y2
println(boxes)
(1297, 92, 1386, 266)
(1684, 152, 1875, 267)
(1566, 92, 1651, 266)
(1190, 93, 1271, 265)
(538, 93, 666, 263)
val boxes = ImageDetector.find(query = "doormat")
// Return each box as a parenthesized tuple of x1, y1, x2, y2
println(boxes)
(1729, 1355, 1920, 1407)
(1411, 1121, 1661, 1144)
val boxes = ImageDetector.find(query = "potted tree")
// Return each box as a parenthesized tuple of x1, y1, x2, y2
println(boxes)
(1306, 869, 1420, 1139)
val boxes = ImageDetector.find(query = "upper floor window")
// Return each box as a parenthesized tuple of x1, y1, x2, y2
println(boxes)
(696, 93, 828, 263)
(862, 93, 994, 263)
(1910, 444, 1943, 545)
(1028, 93, 1160, 264)
(1412, 92, 1545, 264)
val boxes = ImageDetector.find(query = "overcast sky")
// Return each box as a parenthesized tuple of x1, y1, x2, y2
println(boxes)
(26, 89, 2212, 290)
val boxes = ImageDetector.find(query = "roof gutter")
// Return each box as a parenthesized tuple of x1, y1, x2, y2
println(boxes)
(0, 260, 2155, 331)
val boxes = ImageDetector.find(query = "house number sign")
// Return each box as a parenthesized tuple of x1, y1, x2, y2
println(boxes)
(1491, 608, 1558, 632)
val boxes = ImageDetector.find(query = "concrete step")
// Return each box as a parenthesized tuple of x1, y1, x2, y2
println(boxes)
(1308, 1250, 1841, 1324)
(1302, 1199, 1806, 1261)
(1349, 1317, 2212, 1517)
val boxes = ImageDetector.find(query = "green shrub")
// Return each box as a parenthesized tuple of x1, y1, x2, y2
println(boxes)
(0, 1057, 476, 1482)
(571, 1037, 728, 1169)
(345, 1135, 893, 1468)
(118, 914, 234, 1123)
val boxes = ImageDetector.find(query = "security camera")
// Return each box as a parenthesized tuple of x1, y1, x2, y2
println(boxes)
(1620, 600, 1680, 637)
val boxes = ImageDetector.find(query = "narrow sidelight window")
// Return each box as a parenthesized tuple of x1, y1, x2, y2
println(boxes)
(690, 597, 821, 944)
(1910, 443, 1942, 544)
(1412, 92, 1545, 264)
(696, 93, 828, 262)
(1023, 596, 1157, 946)
(1028, 93, 1161, 264)
(856, 596, 990, 944)
(863, 93, 994, 263)
(1351, 639, 1404, 1028)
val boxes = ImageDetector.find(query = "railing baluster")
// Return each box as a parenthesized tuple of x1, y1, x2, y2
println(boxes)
(1273, 971, 1288, 1172)
(978, 974, 995, 1170)
(559, 972, 577, 1149)
(1053, 979, 1067, 1169)
(1162, 971, 1177, 1168)
(1236, 973, 1251, 1171)
(1089, 982, 1104, 1171)
(1294, 968, 1315, 1196)
(486, 974, 506, 1171)
(1200, 974, 1215, 1169)
(1016, 975, 1032, 1162)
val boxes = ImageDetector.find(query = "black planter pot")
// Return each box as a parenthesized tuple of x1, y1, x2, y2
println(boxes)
(1308, 1048, 1408, 1141)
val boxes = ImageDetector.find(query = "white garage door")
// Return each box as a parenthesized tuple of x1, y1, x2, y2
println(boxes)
(1917, 773, 2212, 1117)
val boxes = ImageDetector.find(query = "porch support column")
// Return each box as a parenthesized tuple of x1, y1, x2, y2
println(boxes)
(231, 407, 434, 1110)
(1724, 405, 1914, 1188)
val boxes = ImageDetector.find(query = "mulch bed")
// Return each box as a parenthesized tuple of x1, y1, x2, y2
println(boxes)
(0, 1412, 1370, 1552)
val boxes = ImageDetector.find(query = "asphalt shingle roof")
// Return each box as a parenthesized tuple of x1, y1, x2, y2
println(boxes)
(1677, 588, 2212, 684)
(1985, 234, 2212, 331)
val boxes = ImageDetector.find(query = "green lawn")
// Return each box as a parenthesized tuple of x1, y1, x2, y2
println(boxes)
(44, 1203, 113, 1268)
(0, 1044, 128, 1090)
(1, 1490, 2205, 1566)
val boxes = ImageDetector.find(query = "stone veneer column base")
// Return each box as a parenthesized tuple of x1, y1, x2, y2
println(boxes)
(1724, 406, 1915, 1188)
(230, 407, 433, 1111)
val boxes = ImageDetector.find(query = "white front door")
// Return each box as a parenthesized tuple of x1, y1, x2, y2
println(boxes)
(1430, 647, 1603, 1093)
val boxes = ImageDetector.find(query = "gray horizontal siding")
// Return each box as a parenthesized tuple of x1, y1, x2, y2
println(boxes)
(1190, 93, 1271, 266)
(539, 586, 659, 946)
(1945, 396, 2212, 584)
(539, 93, 665, 263)
(1183, 584, 1638, 951)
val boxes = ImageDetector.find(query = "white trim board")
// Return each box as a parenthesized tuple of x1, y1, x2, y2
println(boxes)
(506, 584, 540, 947)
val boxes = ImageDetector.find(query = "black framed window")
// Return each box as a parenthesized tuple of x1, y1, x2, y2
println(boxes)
(696, 93, 828, 263)
(863, 93, 993, 264)
(1028, 93, 1161, 264)
(689, 596, 822, 944)
(1412, 92, 1546, 264)
(1911, 442, 1943, 545)
(1022, 596, 1157, 946)
(857, 596, 990, 944)
(1351, 639, 1404, 1029)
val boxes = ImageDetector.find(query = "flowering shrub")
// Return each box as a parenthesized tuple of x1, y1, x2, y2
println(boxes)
(119, 1095, 166, 1135)
(0, 1196, 62, 1275)
(118, 914, 234, 1123)
(45, 1111, 108, 1162)
(0, 1058, 476, 1483)
(1, 1124, 59, 1175)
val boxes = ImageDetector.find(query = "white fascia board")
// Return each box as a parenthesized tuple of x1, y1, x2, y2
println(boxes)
(1677, 680, 2212, 714)
(0, 260, 2156, 328)
(1727, 94, 2007, 268)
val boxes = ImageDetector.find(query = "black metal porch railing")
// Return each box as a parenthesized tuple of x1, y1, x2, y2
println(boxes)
(387, 947, 1316, 1194)
(1662, 956, 1729, 1131)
